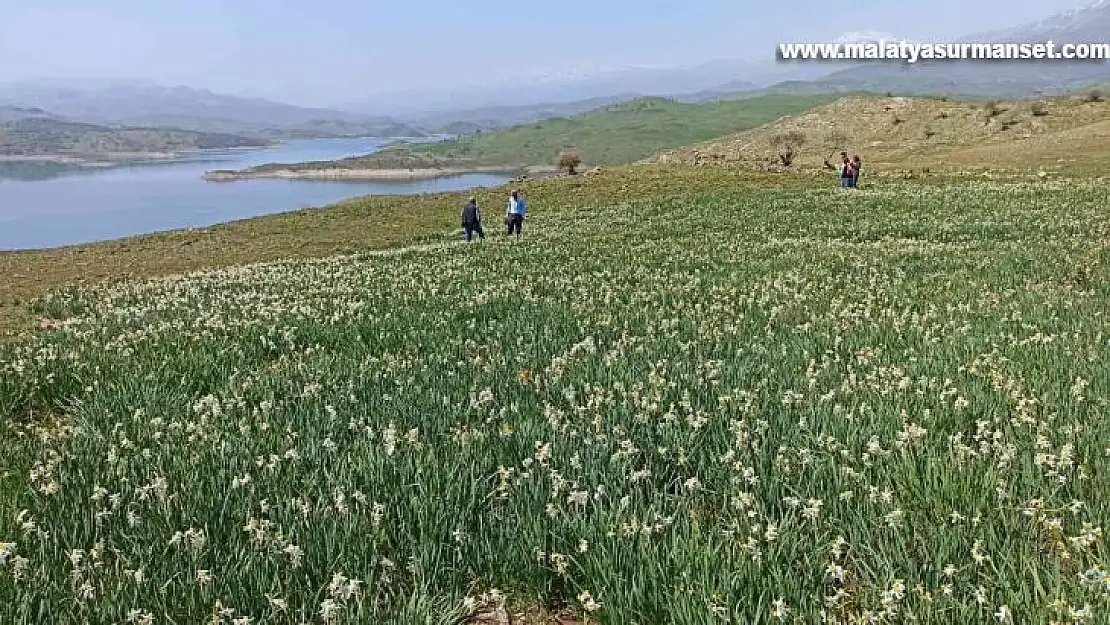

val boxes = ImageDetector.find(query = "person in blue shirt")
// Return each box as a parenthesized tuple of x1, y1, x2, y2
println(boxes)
(505, 190, 526, 236)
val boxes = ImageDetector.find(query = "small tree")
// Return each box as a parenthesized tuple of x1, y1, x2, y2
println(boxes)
(983, 100, 1003, 118)
(822, 130, 849, 168)
(770, 130, 806, 167)
(557, 148, 582, 175)
(1086, 89, 1104, 103)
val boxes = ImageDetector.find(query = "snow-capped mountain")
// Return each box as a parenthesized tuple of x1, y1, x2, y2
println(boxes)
(834, 31, 903, 45)
(805, 0, 1110, 97)
(964, 0, 1110, 43)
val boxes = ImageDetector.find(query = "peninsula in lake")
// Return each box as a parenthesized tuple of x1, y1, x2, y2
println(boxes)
(203, 146, 527, 182)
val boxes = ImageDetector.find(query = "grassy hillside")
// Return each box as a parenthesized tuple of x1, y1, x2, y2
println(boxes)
(413, 94, 639, 132)
(0, 168, 770, 334)
(2, 164, 1109, 622)
(0, 117, 268, 160)
(412, 93, 842, 166)
(648, 93, 1110, 174)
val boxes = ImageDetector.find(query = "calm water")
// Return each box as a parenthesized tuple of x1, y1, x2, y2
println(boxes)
(0, 137, 510, 250)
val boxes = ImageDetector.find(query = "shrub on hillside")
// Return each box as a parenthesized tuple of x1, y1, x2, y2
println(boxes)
(1086, 89, 1104, 103)
(1031, 101, 1049, 117)
(983, 100, 1003, 119)
(557, 148, 582, 175)
(770, 131, 806, 167)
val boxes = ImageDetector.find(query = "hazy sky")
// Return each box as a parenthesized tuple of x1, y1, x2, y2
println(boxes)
(0, 0, 1096, 107)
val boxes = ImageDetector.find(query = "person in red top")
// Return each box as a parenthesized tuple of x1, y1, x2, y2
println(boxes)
(839, 153, 854, 188)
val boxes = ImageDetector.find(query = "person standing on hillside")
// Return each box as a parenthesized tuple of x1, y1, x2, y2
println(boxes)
(505, 190, 526, 236)
(839, 153, 855, 189)
(851, 155, 862, 188)
(461, 196, 484, 242)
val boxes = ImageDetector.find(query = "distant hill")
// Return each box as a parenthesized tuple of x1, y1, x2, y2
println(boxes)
(435, 121, 487, 136)
(790, 1, 1110, 97)
(412, 95, 640, 132)
(408, 93, 841, 167)
(0, 81, 425, 139)
(0, 116, 269, 162)
(0, 106, 62, 123)
(253, 119, 427, 140)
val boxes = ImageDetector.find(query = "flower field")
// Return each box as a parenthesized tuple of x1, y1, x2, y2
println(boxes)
(1, 177, 1108, 623)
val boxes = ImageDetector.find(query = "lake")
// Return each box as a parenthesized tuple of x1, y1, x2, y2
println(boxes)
(0, 137, 511, 250)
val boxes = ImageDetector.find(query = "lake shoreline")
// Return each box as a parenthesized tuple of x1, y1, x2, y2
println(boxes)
(0, 146, 267, 168)
(203, 165, 527, 182)
(0, 136, 406, 169)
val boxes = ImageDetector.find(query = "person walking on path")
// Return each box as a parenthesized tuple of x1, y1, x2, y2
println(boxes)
(505, 190, 526, 236)
(461, 196, 484, 242)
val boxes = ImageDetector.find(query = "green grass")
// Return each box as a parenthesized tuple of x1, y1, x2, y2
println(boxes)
(0, 166, 776, 336)
(412, 93, 841, 166)
(2, 170, 1109, 623)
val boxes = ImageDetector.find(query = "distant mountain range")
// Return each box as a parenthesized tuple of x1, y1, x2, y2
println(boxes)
(969, 0, 1110, 43)
(345, 61, 837, 117)
(787, 0, 1110, 97)
(0, 80, 427, 139)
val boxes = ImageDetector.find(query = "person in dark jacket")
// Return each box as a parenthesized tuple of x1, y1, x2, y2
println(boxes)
(851, 155, 862, 188)
(461, 196, 484, 242)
